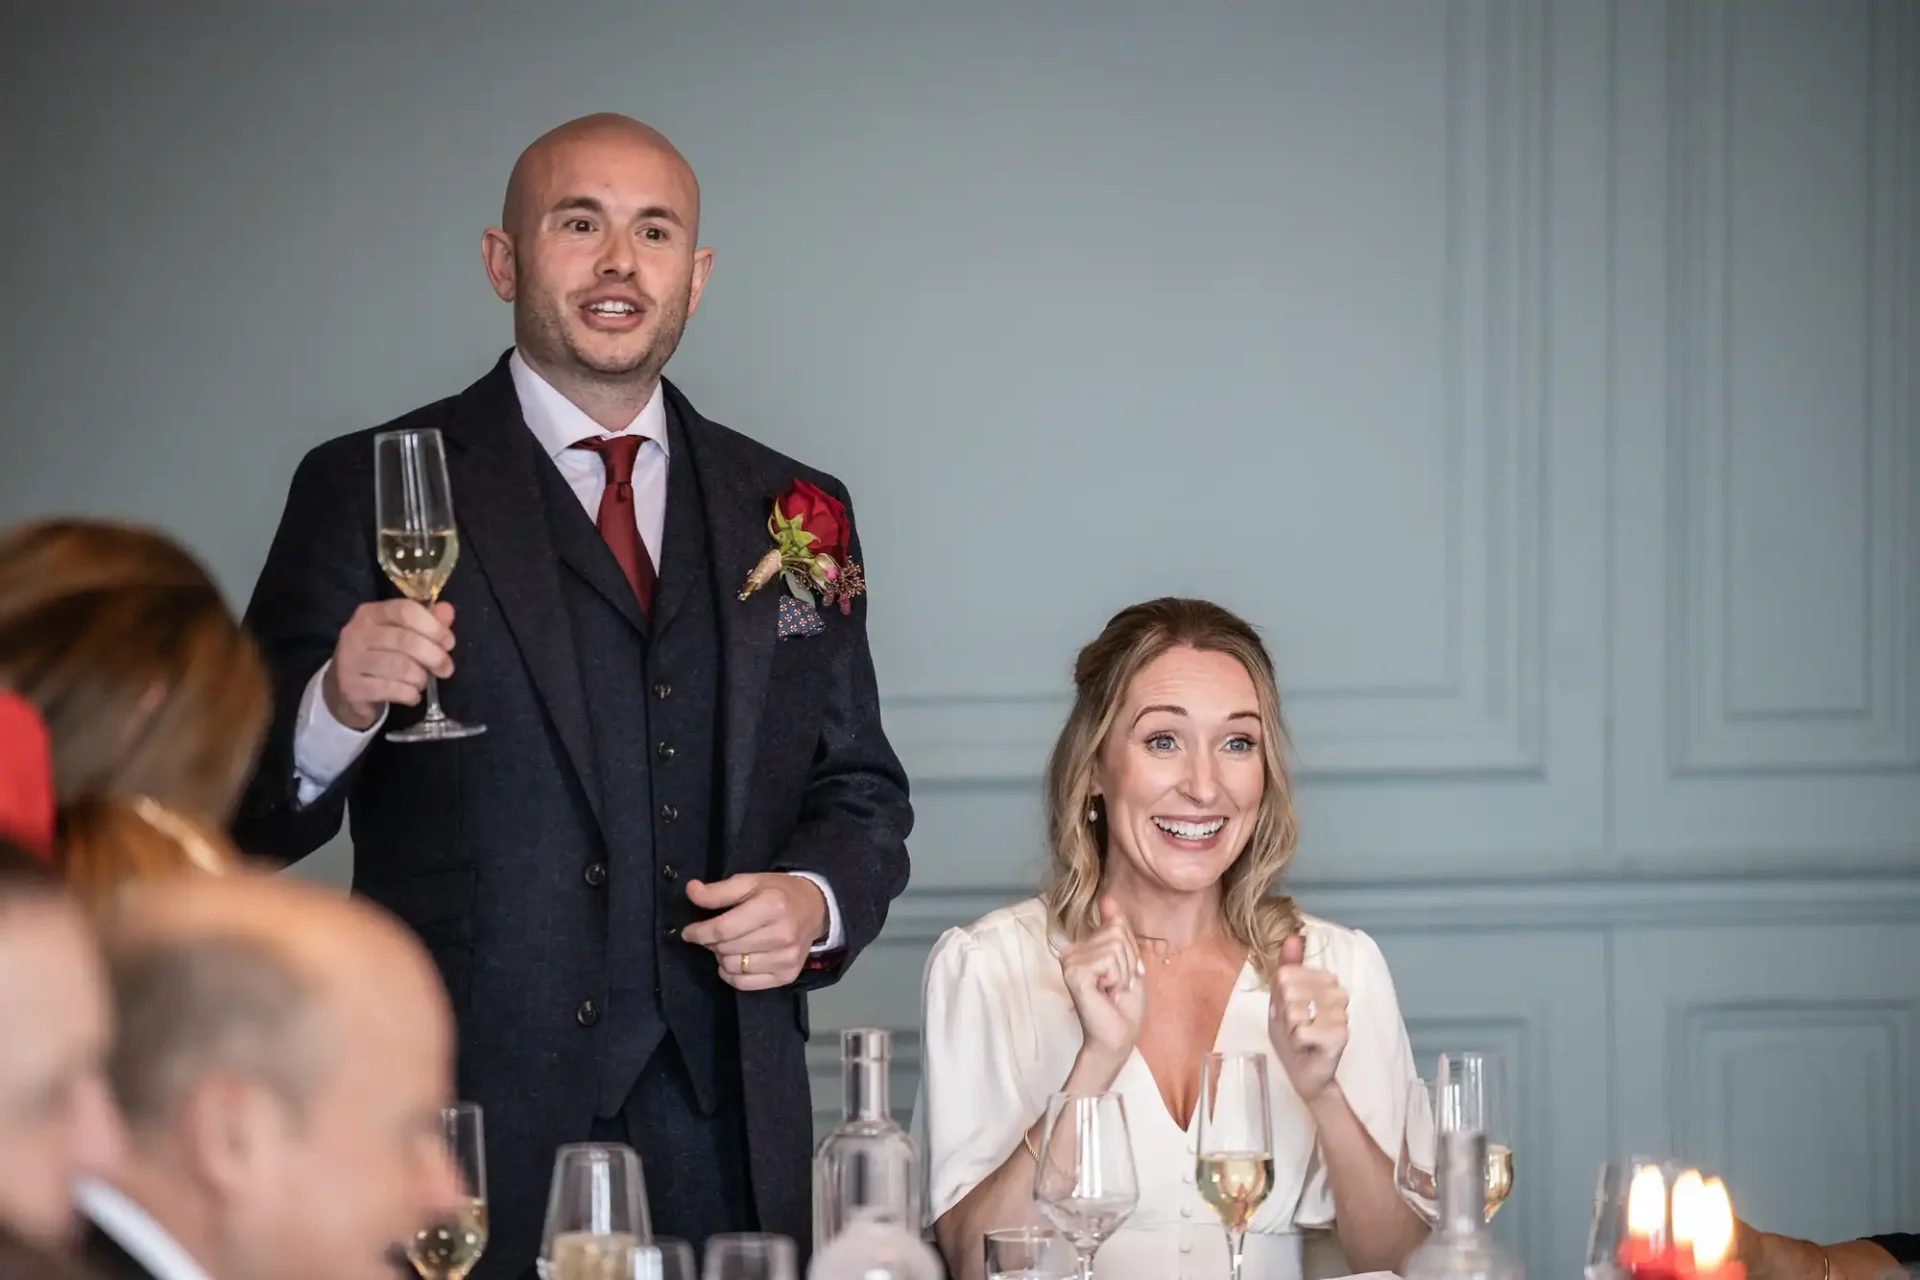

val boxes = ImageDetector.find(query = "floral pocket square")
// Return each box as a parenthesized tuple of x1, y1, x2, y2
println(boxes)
(777, 595, 827, 639)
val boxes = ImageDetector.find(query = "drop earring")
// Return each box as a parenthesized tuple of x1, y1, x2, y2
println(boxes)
(1087, 799, 1099, 824)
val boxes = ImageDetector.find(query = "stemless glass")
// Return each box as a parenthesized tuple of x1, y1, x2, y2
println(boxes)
(983, 1226, 1076, 1280)
(606, 1237, 697, 1280)
(538, 1143, 650, 1280)
(702, 1234, 797, 1280)
(1032, 1092, 1139, 1280)
(374, 427, 485, 743)
(1436, 1052, 1514, 1221)
(408, 1102, 488, 1280)
(1195, 1053, 1275, 1280)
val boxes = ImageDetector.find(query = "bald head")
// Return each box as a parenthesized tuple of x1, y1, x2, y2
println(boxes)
(483, 114, 714, 424)
(100, 874, 461, 1280)
(103, 874, 448, 1126)
(502, 113, 700, 241)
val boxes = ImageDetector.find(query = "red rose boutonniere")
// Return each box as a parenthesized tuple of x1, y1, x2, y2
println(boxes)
(736, 479, 868, 616)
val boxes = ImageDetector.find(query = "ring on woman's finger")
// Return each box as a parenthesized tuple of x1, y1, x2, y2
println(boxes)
(1305, 998, 1318, 1024)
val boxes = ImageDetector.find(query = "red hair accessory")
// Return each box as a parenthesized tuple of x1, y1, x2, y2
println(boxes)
(0, 691, 56, 861)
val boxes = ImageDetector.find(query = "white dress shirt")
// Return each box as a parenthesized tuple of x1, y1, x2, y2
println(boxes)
(291, 349, 843, 949)
(912, 898, 1418, 1280)
(77, 1178, 215, 1280)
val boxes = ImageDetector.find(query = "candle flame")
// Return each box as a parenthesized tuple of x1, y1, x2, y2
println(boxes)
(1627, 1165, 1669, 1240)
(1672, 1170, 1707, 1248)
(1690, 1178, 1736, 1269)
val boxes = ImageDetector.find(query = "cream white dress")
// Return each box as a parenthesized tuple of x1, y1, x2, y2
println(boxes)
(912, 897, 1416, 1280)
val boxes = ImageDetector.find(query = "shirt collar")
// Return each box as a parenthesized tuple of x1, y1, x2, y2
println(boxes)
(509, 348, 669, 459)
(76, 1178, 216, 1280)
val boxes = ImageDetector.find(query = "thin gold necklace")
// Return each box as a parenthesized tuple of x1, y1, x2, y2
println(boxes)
(1135, 930, 1219, 966)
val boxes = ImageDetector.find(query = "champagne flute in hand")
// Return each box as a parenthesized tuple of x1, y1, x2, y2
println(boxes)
(1033, 1092, 1138, 1280)
(408, 1102, 488, 1280)
(375, 427, 485, 742)
(1196, 1053, 1275, 1280)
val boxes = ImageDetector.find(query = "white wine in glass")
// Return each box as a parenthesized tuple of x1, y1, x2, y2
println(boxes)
(1483, 1142, 1515, 1219)
(1195, 1053, 1275, 1280)
(409, 1102, 488, 1280)
(374, 427, 485, 743)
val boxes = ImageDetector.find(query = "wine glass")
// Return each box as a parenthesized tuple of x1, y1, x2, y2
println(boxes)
(983, 1227, 1076, 1280)
(538, 1143, 650, 1280)
(1437, 1052, 1514, 1221)
(702, 1234, 797, 1280)
(1395, 1077, 1441, 1224)
(1032, 1092, 1138, 1280)
(407, 1102, 488, 1280)
(374, 427, 486, 743)
(1195, 1053, 1274, 1280)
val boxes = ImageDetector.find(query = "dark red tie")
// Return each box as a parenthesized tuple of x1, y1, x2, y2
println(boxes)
(570, 435, 655, 616)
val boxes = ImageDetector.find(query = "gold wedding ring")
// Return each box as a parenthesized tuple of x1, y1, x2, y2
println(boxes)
(741, 953, 752, 974)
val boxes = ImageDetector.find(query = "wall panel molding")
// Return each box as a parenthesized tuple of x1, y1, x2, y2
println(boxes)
(883, 0, 1550, 786)
(1665, 0, 1920, 777)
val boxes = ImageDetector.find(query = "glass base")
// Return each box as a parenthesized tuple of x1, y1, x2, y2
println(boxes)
(386, 716, 487, 744)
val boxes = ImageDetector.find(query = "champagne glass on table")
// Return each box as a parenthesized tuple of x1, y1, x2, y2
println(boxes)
(1395, 1077, 1441, 1224)
(539, 1143, 650, 1280)
(702, 1234, 797, 1280)
(1032, 1092, 1138, 1280)
(1436, 1052, 1515, 1221)
(1196, 1053, 1275, 1280)
(407, 1102, 488, 1280)
(374, 427, 485, 743)
(604, 1238, 697, 1280)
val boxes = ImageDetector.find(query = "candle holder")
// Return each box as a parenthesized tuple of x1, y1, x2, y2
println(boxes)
(1585, 1159, 1744, 1280)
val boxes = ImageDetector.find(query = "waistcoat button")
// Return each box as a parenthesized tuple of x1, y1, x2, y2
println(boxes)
(575, 1000, 600, 1027)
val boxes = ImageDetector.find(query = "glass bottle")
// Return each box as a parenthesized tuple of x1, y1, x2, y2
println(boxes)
(810, 1029, 921, 1248)
(1403, 1130, 1524, 1280)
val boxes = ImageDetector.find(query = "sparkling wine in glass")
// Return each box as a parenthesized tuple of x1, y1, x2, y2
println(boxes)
(374, 427, 485, 743)
(1196, 1053, 1275, 1280)
(539, 1143, 650, 1280)
(702, 1233, 797, 1280)
(1032, 1092, 1139, 1280)
(1437, 1052, 1516, 1221)
(408, 1102, 488, 1280)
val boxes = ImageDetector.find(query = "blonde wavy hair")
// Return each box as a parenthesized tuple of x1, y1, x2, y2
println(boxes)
(1043, 597, 1302, 981)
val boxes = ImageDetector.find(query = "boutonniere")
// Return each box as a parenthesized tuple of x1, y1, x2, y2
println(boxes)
(736, 479, 868, 618)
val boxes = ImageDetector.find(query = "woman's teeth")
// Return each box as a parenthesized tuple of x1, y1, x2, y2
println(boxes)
(1152, 817, 1225, 840)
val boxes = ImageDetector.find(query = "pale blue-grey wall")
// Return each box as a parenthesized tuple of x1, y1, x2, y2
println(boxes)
(1, 2, 1915, 1276)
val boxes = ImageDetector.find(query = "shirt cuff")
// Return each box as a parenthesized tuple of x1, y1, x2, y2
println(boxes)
(784, 871, 845, 952)
(293, 661, 385, 805)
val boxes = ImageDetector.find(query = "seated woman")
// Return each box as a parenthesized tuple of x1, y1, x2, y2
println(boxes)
(917, 598, 1427, 1280)
(0, 520, 269, 908)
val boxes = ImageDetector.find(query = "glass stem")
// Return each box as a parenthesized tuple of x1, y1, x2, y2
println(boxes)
(1228, 1228, 1246, 1280)
(420, 672, 448, 724)
(1076, 1244, 1096, 1280)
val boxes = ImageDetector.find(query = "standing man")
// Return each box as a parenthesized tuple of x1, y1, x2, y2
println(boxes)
(236, 114, 913, 1279)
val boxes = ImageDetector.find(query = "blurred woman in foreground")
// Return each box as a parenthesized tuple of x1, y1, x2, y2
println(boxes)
(0, 520, 268, 907)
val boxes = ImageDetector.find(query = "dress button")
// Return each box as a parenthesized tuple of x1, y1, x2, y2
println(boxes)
(660, 803, 679, 822)
(1180, 1207, 1193, 1219)
(660, 864, 679, 883)
(1180, 1242, 1193, 1254)
(657, 741, 676, 761)
(653, 683, 672, 700)
(575, 1000, 600, 1027)
(583, 862, 607, 887)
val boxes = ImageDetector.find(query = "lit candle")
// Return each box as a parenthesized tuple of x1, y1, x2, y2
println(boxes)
(1686, 1178, 1745, 1280)
(1620, 1165, 1679, 1280)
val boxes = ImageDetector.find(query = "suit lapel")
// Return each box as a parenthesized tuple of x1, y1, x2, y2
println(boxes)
(667, 381, 780, 851)
(443, 354, 607, 836)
